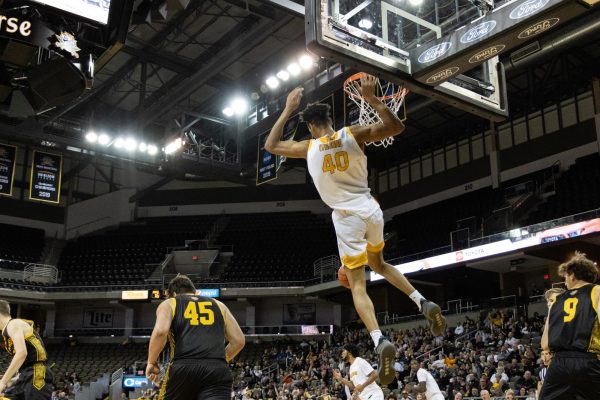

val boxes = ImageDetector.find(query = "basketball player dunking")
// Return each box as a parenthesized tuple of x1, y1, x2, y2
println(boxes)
(265, 74, 446, 384)
(539, 252, 600, 400)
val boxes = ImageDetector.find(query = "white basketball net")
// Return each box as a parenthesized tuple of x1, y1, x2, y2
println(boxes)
(345, 77, 408, 148)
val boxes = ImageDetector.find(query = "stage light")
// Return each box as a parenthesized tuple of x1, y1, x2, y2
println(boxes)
(164, 138, 182, 155)
(231, 97, 248, 115)
(114, 137, 125, 149)
(358, 19, 373, 29)
(85, 131, 98, 143)
(124, 137, 137, 151)
(98, 133, 110, 146)
(287, 63, 301, 76)
(409, 0, 423, 6)
(147, 145, 158, 155)
(139, 142, 147, 152)
(266, 76, 279, 89)
(222, 107, 234, 117)
(276, 70, 290, 81)
(299, 54, 314, 70)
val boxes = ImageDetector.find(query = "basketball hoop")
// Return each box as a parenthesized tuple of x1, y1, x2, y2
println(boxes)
(343, 72, 409, 148)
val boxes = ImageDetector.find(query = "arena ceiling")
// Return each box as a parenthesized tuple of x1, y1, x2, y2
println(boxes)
(0, 0, 598, 182)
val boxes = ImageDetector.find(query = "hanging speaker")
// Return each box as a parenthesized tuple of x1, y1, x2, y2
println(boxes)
(23, 58, 86, 113)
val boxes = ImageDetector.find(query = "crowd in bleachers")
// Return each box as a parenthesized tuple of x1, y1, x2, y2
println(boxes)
(230, 309, 547, 400)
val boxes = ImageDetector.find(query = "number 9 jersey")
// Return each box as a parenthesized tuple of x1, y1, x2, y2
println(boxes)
(169, 295, 226, 361)
(548, 284, 600, 355)
(306, 127, 379, 219)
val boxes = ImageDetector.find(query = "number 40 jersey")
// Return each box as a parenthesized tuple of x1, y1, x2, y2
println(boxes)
(306, 127, 379, 219)
(548, 284, 600, 355)
(169, 295, 226, 361)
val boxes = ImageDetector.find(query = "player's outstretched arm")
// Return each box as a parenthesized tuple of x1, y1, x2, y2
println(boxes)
(265, 87, 309, 159)
(350, 74, 405, 145)
(217, 300, 245, 362)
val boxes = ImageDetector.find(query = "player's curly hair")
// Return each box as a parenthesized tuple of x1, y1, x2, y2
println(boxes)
(300, 102, 331, 127)
(558, 251, 599, 283)
(343, 343, 360, 358)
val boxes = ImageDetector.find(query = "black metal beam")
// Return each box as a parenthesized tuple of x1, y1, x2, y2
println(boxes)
(221, 0, 276, 19)
(92, 162, 120, 192)
(122, 45, 195, 76)
(181, 112, 233, 129)
(255, 0, 304, 16)
(137, 13, 296, 126)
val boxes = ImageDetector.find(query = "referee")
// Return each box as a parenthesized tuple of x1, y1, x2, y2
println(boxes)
(539, 252, 600, 400)
(146, 275, 245, 400)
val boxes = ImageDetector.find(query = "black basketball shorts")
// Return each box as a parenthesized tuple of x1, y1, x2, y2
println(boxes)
(158, 359, 233, 400)
(539, 351, 600, 400)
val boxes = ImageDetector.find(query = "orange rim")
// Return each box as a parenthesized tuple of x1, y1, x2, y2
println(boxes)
(343, 72, 408, 101)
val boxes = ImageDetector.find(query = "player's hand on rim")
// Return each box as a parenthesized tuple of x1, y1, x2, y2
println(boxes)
(285, 87, 304, 111)
(357, 74, 377, 100)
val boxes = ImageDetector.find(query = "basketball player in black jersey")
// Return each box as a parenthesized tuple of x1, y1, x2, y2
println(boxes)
(539, 252, 600, 400)
(0, 300, 53, 400)
(146, 275, 245, 400)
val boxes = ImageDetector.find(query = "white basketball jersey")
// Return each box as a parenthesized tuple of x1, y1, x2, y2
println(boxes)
(306, 127, 379, 218)
(416, 368, 444, 400)
(349, 357, 382, 400)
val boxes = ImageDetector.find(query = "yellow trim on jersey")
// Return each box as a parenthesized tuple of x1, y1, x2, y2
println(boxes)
(591, 285, 599, 312)
(341, 251, 368, 269)
(168, 330, 175, 361)
(318, 131, 340, 143)
(169, 298, 176, 319)
(33, 363, 46, 390)
(157, 364, 171, 400)
(367, 241, 385, 253)
(346, 126, 354, 137)
(308, 140, 313, 150)
(588, 319, 600, 356)
(26, 335, 47, 362)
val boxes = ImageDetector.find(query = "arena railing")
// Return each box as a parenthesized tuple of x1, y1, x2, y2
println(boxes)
(415, 328, 478, 360)
(313, 255, 341, 282)
(386, 207, 600, 266)
(0, 260, 59, 284)
(53, 325, 334, 338)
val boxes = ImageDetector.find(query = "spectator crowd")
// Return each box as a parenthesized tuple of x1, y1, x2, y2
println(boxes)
(229, 309, 550, 400)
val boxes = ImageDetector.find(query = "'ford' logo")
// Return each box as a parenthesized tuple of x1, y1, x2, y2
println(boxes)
(509, 0, 550, 19)
(417, 42, 452, 64)
(426, 67, 460, 84)
(460, 21, 497, 43)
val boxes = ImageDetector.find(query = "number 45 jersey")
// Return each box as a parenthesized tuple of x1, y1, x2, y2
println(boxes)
(548, 284, 600, 355)
(169, 295, 226, 361)
(307, 127, 379, 219)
